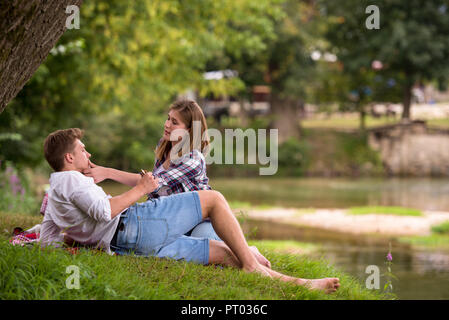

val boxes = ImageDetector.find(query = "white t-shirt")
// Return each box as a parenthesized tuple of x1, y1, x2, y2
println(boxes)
(40, 171, 121, 253)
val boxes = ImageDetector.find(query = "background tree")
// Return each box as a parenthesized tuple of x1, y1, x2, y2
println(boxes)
(322, 0, 449, 120)
(1, 0, 281, 170)
(0, 0, 83, 114)
(311, 56, 403, 131)
(210, 0, 327, 143)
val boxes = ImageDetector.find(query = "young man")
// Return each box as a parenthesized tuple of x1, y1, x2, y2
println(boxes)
(41, 128, 340, 294)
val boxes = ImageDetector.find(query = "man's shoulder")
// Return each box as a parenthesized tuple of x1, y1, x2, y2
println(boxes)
(50, 171, 95, 192)
(50, 170, 91, 180)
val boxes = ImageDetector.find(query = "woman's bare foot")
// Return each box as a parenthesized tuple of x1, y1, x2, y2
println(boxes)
(249, 246, 271, 269)
(256, 264, 340, 294)
(238, 255, 339, 295)
(302, 278, 340, 294)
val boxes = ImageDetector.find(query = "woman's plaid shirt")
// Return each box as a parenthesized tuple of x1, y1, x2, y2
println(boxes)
(148, 149, 211, 199)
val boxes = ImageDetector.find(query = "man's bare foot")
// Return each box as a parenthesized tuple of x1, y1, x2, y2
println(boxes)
(249, 246, 271, 269)
(302, 278, 340, 294)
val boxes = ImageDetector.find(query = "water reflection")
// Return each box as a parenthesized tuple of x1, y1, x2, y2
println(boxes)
(244, 219, 449, 300)
(366, 178, 449, 212)
(102, 177, 449, 211)
(322, 247, 449, 300)
(211, 177, 449, 211)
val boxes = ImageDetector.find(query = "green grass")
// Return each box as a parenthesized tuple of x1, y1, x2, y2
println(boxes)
(398, 234, 449, 249)
(302, 116, 449, 130)
(229, 201, 274, 210)
(427, 118, 449, 129)
(398, 221, 449, 249)
(347, 206, 423, 217)
(302, 115, 398, 130)
(0, 212, 390, 300)
(229, 201, 316, 215)
(248, 240, 319, 256)
(300, 129, 385, 177)
(431, 221, 449, 234)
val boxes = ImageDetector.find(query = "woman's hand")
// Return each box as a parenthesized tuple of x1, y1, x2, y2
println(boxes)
(83, 161, 109, 184)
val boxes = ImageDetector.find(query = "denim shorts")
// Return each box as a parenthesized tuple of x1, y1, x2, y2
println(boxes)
(187, 220, 222, 241)
(110, 191, 210, 265)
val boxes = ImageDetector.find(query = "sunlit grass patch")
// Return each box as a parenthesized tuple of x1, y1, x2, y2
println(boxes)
(427, 118, 449, 129)
(228, 201, 252, 209)
(302, 115, 398, 130)
(398, 221, 449, 249)
(398, 234, 449, 249)
(249, 240, 320, 256)
(229, 201, 279, 211)
(431, 221, 449, 234)
(293, 208, 317, 216)
(347, 206, 423, 217)
(0, 211, 43, 240)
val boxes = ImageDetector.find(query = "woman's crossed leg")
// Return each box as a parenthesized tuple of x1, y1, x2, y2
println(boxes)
(198, 190, 340, 294)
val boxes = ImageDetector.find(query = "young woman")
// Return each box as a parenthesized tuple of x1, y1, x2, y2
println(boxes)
(85, 100, 219, 239)
(151, 99, 212, 197)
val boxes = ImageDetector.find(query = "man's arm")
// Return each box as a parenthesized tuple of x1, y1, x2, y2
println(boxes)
(70, 171, 158, 222)
(109, 172, 158, 219)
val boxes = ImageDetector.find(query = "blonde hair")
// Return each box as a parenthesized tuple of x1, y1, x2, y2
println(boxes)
(155, 100, 209, 161)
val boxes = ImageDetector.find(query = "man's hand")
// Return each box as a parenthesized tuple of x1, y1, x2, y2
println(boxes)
(136, 171, 159, 195)
(108, 170, 159, 219)
(83, 161, 109, 184)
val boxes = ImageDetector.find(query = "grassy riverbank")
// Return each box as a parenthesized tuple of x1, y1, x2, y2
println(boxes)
(0, 212, 389, 300)
(236, 205, 449, 250)
(348, 206, 423, 216)
(398, 221, 449, 249)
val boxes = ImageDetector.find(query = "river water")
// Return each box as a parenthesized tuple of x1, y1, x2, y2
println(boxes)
(102, 177, 449, 299)
(210, 177, 449, 212)
(242, 219, 449, 300)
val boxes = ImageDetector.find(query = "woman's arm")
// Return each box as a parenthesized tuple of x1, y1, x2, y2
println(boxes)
(83, 161, 140, 187)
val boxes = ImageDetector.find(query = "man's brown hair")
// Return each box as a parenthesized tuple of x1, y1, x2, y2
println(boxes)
(44, 128, 84, 172)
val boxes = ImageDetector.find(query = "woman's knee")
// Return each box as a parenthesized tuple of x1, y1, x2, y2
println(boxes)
(213, 190, 226, 203)
(198, 190, 226, 215)
(210, 191, 227, 211)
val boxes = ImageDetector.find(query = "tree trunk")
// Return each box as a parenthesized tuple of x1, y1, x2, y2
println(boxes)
(359, 103, 366, 132)
(269, 93, 301, 144)
(0, 0, 83, 114)
(401, 82, 413, 120)
(237, 98, 250, 128)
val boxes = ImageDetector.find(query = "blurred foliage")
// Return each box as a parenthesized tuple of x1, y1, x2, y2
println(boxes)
(0, 161, 40, 215)
(209, 0, 328, 139)
(297, 129, 384, 177)
(276, 137, 310, 176)
(320, 0, 449, 119)
(0, 0, 281, 172)
(1, 0, 449, 177)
